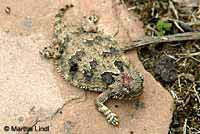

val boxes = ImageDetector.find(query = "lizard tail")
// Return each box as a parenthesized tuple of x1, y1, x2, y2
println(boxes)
(54, 4, 74, 42)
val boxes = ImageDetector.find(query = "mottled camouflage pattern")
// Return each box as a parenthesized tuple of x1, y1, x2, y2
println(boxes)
(40, 5, 144, 126)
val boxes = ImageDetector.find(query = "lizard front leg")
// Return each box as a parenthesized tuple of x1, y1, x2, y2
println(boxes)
(95, 89, 119, 126)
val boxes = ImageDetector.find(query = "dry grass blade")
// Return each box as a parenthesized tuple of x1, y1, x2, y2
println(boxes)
(193, 83, 200, 103)
(183, 118, 187, 134)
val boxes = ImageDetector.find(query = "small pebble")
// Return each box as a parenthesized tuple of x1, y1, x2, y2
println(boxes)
(5, 6, 11, 15)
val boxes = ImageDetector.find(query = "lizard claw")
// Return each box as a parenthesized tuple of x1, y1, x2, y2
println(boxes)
(106, 113, 119, 126)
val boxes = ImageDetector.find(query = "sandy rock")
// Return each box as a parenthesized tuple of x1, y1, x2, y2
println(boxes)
(0, 32, 67, 134)
(0, 0, 173, 134)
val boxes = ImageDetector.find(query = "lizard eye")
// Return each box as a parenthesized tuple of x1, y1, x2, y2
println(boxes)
(101, 72, 115, 85)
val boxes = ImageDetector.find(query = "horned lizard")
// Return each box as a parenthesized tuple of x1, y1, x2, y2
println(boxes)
(40, 4, 144, 126)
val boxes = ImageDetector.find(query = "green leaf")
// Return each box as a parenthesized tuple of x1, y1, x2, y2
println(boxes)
(156, 20, 172, 36)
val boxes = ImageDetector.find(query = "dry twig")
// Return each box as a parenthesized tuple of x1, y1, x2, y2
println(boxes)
(122, 32, 200, 51)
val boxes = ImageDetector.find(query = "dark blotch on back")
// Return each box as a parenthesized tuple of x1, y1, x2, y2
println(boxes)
(114, 60, 124, 72)
(68, 58, 78, 79)
(89, 60, 98, 70)
(101, 72, 115, 85)
(84, 69, 93, 81)
(68, 51, 85, 79)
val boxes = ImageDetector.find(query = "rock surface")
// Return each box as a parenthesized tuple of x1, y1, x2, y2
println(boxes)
(0, 0, 173, 134)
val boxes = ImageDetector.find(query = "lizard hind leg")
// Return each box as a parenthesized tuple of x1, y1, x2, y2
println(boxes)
(95, 89, 119, 126)
(40, 43, 61, 59)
